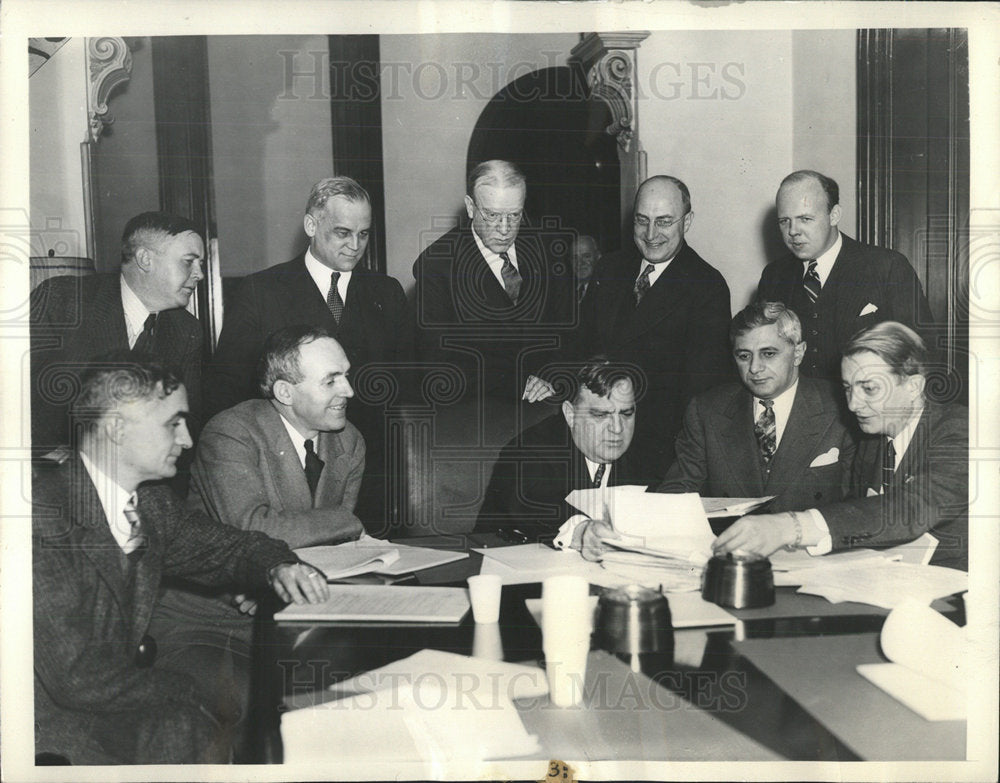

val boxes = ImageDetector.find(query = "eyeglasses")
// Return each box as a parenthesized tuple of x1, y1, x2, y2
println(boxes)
(473, 203, 524, 226)
(633, 214, 685, 231)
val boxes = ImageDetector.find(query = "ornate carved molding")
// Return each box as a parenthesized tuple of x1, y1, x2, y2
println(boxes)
(570, 32, 650, 152)
(86, 37, 133, 142)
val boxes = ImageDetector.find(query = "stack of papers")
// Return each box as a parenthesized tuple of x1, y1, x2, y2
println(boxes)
(857, 599, 967, 720)
(474, 543, 628, 588)
(281, 650, 543, 769)
(295, 538, 468, 580)
(274, 584, 470, 623)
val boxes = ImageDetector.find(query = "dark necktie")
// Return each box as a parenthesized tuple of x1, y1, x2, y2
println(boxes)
(304, 438, 325, 498)
(633, 263, 654, 306)
(499, 252, 522, 304)
(577, 281, 588, 303)
(592, 463, 607, 488)
(122, 496, 147, 567)
(802, 260, 822, 304)
(326, 271, 344, 324)
(881, 437, 896, 494)
(754, 399, 777, 467)
(132, 313, 157, 354)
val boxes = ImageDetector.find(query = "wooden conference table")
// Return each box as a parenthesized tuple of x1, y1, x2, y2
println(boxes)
(250, 535, 966, 766)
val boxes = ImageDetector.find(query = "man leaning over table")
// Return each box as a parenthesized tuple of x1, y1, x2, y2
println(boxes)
(150, 326, 365, 733)
(656, 300, 855, 513)
(714, 321, 968, 571)
(475, 357, 644, 554)
(32, 357, 328, 765)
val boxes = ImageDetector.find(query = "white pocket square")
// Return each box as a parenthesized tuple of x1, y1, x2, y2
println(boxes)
(809, 448, 839, 468)
(859, 303, 879, 316)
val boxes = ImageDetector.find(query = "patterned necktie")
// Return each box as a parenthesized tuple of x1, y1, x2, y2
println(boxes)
(881, 437, 896, 494)
(633, 263, 654, 306)
(499, 252, 522, 304)
(802, 260, 822, 304)
(304, 439, 325, 498)
(754, 399, 777, 466)
(122, 495, 147, 556)
(326, 271, 344, 324)
(592, 463, 607, 488)
(132, 313, 157, 354)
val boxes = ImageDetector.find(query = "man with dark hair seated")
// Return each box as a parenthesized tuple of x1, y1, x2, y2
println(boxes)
(714, 321, 968, 570)
(32, 357, 328, 764)
(475, 356, 644, 551)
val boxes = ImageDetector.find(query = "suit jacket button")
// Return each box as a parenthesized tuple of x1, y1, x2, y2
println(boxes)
(135, 634, 157, 668)
(811, 312, 818, 319)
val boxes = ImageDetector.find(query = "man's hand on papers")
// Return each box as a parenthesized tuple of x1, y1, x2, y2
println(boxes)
(268, 562, 330, 605)
(522, 375, 555, 403)
(577, 517, 620, 562)
(713, 513, 798, 558)
(232, 593, 258, 615)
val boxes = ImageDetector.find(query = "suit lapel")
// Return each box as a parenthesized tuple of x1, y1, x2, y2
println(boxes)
(315, 429, 348, 506)
(131, 489, 164, 644)
(285, 257, 341, 332)
(257, 403, 315, 509)
(90, 275, 129, 351)
(619, 246, 694, 342)
(713, 388, 766, 494)
(765, 382, 828, 492)
(894, 404, 932, 486)
(605, 254, 642, 336)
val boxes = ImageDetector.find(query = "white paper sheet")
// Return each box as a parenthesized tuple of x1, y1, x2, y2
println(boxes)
(274, 584, 470, 622)
(793, 561, 967, 610)
(474, 543, 627, 587)
(295, 539, 468, 580)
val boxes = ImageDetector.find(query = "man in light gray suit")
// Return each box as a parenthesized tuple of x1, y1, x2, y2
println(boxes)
(148, 325, 365, 753)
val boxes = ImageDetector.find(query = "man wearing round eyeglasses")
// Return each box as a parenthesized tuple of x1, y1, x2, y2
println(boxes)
(412, 159, 573, 409)
(575, 175, 732, 480)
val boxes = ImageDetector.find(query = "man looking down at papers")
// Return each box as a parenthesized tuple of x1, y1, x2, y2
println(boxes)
(656, 300, 855, 513)
(714, 322, 968, 570)
(32, 358, 327, 764)
(151, 326, 365, 741)
(475, 357, 642, 551)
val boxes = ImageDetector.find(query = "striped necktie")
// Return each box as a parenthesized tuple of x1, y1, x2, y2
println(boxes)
(633, 263, 654, 306)
(881, 437, 896, 494)
(326, 271, 344, 324)
(122, 495, 147, 557)
(802, 260, 821, 304)
(592, 463, 607, 488)
(500, 252, 522, 304)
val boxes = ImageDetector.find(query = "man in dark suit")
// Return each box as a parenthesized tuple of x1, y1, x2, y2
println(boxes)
(575, 175, 732, 479)
(412, 159, 574, 405)
(758, 170, 937, 380)
(715, 322, 967, 570)
(32, 358, 327, 765)
(657, 301, 855, 513)
(153, 325, 364, 659)
(207, 177, 412, 532)
(30, 211, 205, 453)
(475, 357, 642, 553)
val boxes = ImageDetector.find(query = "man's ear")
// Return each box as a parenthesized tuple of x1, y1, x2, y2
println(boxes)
(829, 203, 842, 227)
(907, 373, 926, 400)
(682, 210, 694, 233)
(793, 340, 806, 366)
(464, 195, 476, 221)
(303, 212, 317, 238)
(133, 245, 153, 272)
(273, 380, 293, 406)
(103, 415, 125, 445)
(562, 399, 575, 428)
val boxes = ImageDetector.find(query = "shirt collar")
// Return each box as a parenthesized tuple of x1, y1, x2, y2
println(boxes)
(277, 409, 310, 469)
(120, 275, 153, 346)
(471, 228, 517, 269)
(638, 250, 678, 287)
(808, 232, 843, 286)
(79, 449, 135, 550)
(583, 457, 610, 487)
(304, 247, 353, 298)
(887, 403, 925, 464)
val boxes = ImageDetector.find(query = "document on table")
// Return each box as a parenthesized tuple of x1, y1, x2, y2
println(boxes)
(701, 495, 776, 518)
(274, 584, 470, 623)
(295, 539, 467, 580)
(473, 543, 629, 588)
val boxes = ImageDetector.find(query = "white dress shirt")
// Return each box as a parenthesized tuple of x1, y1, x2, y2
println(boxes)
(120, 276, 154, 349)
(471, 229, 519, 290)
(278, 411, 311, 469)
(79, 450, 136, 551)
(552, 458, 612, 550)
(806, 232, 843, 286)
(805, 403, 925, 555)
(636, 255, 674, 289)
(305, 248, 352, 305)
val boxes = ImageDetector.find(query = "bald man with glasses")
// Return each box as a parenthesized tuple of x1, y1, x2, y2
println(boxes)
(412, 159, 574, 407)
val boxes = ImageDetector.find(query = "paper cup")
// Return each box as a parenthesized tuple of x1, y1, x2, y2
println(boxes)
(467, 574, 503, 623)
(541, 575, 592, 707)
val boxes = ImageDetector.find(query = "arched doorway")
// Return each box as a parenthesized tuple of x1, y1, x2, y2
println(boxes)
(467, 65, 621, 256)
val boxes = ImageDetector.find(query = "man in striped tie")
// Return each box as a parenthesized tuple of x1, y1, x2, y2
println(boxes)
(32, 358, 330, 764)
(714, 322, 968, 571)
(758, 170, 936, 381)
